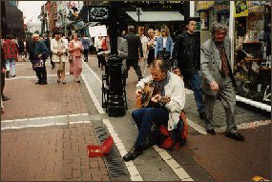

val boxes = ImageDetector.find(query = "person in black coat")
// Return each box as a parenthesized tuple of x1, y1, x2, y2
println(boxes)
(173, 18, 207, 120)
(33, 34, 49, 85)
(124, 25, 143, 81)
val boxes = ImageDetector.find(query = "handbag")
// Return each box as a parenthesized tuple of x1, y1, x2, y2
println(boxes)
(33, 59, 45, 68)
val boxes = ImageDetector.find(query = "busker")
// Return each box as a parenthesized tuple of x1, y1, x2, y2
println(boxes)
(123, 59, 185, 161)
(173, 18, 207, 120)
(201, 22, 244, 141)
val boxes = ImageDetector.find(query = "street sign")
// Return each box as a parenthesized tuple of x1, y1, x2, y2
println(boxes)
(89, 6, 109, 22)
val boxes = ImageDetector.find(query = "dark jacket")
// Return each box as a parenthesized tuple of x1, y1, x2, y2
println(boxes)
(173, 32, 200, 76)
(124, 33, 143, 61)
(26, 37, 36, 61)
(34, 41, 49, 61)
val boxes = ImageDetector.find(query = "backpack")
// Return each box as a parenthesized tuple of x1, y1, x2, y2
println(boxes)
(145, 111, 188, 151)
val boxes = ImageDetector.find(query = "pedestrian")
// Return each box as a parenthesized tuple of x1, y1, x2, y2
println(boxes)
(147, 28, 156, 66)
(155, 25, 174, 60)
(173, 18, 207, 120)
(26, 33, 36, 67)
(51, 31, 68, 84)
(48, 32, 55, 69)
(2, 34, 18, 78)
(1, 46, 10, 101)
(18, 37, 26, 61)
(201, 22, 244, 141)
(138, 26, 149, 77)
(124, 25, 143, 81)
(81, 34, 90, 62)
(94, 36, 107, 70)
(68, 33, 84, 83)
(97, 28, 128, 79)
(123, 59, 185, 161)
(33, 34, 49, 85)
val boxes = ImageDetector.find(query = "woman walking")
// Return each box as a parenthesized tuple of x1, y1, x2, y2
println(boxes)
(155, 25, 174, 59)
(68, 33, 84, 83)
(51, 31, 68, 84)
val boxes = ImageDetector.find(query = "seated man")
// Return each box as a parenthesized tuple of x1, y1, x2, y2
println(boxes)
(123, 59, 185, 161)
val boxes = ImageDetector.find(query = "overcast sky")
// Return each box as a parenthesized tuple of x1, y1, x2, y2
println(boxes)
(18, 1, 46, 24)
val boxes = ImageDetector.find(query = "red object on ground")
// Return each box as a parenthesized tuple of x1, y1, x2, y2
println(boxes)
(87, 136, 114, 157)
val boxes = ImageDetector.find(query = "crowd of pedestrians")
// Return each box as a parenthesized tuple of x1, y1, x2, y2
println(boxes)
(1, 21, 245, 151)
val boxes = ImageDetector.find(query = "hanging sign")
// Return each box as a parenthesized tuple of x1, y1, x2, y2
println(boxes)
(89, 6, 109, 22)
(89, 25, 107, 37)
(234, 1, 249, 17)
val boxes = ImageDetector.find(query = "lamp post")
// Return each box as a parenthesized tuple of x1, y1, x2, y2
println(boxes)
(106, 1, 126, 117)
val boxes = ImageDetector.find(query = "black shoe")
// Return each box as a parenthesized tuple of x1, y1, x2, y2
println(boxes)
(225, 132, 244, 141)
(51, 65, 55, 69)
(206, 128, 216, 135)
(35, 81, 41, 85)
(123, 145, 143, 162)
(77, 80, 80, 83)
(57, 80, 60, 84)
(2, 96, 10, 101)
(40, 82, 46, 85)
(199, 111, 207, 120)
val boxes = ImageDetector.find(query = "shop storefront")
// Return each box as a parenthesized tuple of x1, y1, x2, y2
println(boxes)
(233, 1, 271, 108)
(194, 1, 271, 112)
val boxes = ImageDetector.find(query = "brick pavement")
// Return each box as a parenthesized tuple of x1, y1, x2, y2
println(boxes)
(1, 61, 110, 181)
(1, 124, 109, 181)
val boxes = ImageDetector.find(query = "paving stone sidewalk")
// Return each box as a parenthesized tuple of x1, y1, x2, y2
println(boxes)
(1, 61, 110, 181)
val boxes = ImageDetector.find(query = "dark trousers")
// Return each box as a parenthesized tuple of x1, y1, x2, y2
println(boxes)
(132, 107, 169, 146)
(35, 66, 47, 83)
(1, 72, 5, 97)
(83, 49, 89, 62)
(97, 49, 105, 68)
(183, 72, 205, 113)
(126, 59, 143, 80)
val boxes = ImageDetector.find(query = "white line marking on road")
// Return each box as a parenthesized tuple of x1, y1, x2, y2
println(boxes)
(103, 118, 143, 181)
(187, 118, 207, 135)
(153, 145, 194, 181)
(1, 119, 14, 123)
(83, 62, 102, 85)
(81, 73, 105, 114)
(5, 73, 71, 80)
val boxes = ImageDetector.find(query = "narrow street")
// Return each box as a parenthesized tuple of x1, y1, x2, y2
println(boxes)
(1, 55, 270, 181)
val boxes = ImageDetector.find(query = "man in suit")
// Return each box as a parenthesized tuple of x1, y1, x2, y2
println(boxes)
(201, 22, 244, 141)
(124, 25, 143, 81)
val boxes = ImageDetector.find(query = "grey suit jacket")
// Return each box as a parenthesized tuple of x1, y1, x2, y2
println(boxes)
(201, 37, 235, 95)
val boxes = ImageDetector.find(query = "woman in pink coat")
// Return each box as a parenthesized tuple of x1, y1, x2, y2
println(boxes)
(68, 33, 84, 83)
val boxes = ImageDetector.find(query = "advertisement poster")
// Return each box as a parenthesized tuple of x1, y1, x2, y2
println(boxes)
(234, 1, 249, 17)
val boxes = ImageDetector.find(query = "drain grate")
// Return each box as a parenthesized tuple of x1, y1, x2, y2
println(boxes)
(94, 126, 128, 178)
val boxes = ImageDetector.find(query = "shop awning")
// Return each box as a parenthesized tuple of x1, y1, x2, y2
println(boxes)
(126, 11, 184, 22)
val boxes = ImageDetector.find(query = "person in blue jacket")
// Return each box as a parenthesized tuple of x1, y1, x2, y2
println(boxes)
(155, 25, 174, 60)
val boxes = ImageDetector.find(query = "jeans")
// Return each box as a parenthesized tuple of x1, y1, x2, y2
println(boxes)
(5, 58, 16, 76)
(83, 49, 89, 62)
(184, 72, 205, 113)
(132, 107, 169, 146)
